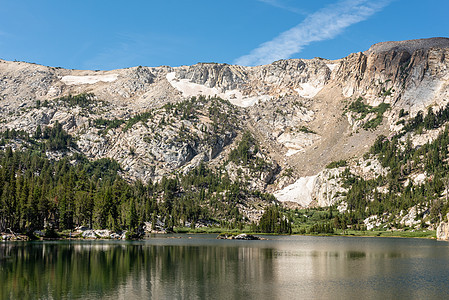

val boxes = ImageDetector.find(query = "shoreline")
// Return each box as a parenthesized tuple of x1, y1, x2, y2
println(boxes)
(1, 228, 437, 242)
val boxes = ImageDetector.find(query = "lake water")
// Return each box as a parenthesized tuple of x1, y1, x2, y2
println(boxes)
(1, 235, 449, 299)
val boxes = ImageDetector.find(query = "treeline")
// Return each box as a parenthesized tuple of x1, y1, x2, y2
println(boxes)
(57, 93, 97, 108)
(228, 131, 274, 174)
(339, 106, 449, 229)
(402, 104, 449, 134)
(0, 124, 276, 233)
(253, 205, 292, 234)
(229, 131, 259, 165)
(1, 121, 73, 152)
(346, 97, 390, 129)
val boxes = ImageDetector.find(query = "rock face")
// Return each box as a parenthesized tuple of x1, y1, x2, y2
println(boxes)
(274, 167, 348, 207)
(332, 37, 449, 112)
(364, 37, 449, 55)
(437, 213, 449, 240)
(1, 37, 449, 214)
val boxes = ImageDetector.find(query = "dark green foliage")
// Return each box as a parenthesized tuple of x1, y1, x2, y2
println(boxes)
(283, 168, 294, 177)
(347, 97, 371, 118)
(424, 107, 437, 130)
(0, 128, 31, 141)
(346, 97, 390, 129)
(257, 206, 292, 234)
(399, 108, 408, 118)
(42, 121, 75, 151)
(228, 131, 274, 175)
(307, 222, 335, 234)
(380, 87, 393, 97)
(403, 104, 449, 134)
(339, 111, 449, 229)
(0, 126, 274, 233)
(229, 131, 258, 165)
(124, 112, 153, 131)
(57, 93, 96, 108)
(172, 98, 198, 121)
(326, 160, 347, 169)
(1, 122, 74, 152)
(396, 119, 405, 126)
(298, 126, 316, 134)
(94, 118, 125, 134)
(363, 103, 390, 129)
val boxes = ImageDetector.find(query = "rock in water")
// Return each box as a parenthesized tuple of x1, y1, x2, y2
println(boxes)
(234, 234, 260, 240)
(217, 233, 261, 240)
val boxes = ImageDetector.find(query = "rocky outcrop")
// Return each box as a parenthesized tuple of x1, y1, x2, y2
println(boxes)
(1, 38, 447, 113)
(437, 213, 449, 240)
(217, 233, 261, 240)
(364, 37, 449, 55)
(175, 63, 247, 91)
(2, 37, 449, 216)
(274, 167, 347, 207)
(333, 38, 449, 115)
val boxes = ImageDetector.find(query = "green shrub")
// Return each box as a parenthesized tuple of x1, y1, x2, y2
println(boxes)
(326, 160, 348, 169)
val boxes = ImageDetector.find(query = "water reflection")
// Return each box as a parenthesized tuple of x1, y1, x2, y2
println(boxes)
(1, 236, 449, 299)
(0, 239, 276, 300)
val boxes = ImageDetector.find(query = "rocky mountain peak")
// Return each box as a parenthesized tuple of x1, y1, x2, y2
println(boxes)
(364, 37, 449, 55)
(2, 38, 449, 225)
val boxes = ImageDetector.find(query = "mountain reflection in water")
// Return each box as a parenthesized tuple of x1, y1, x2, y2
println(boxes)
(1, 235, 449, 299)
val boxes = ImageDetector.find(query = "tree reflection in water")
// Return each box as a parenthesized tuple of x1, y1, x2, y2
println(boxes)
(0, 239, 276, 299)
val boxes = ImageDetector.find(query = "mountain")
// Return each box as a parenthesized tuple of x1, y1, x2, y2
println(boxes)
(2, 37, 449, 237)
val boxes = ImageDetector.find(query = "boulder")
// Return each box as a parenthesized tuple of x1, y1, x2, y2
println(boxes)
(437, 213, 449, 240)
(217, 233, 261, 240)
(234, 234, 260, 240)
(82, 230, 97, 239)
(2, 235, 11, 241)
(94, 230, 111, 238)
(110, 233, 121, 239)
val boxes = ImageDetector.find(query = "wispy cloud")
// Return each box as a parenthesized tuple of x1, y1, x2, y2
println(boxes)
(236, 0, 391, 66)
(257, 0, 307, 15)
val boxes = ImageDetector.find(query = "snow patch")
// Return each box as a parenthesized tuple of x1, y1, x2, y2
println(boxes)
(294, 82, 323, 98)
(61, 74, 119, 85)
(166, 72, 270, 107)
(274, 175, 317, 206)
(326, 63, 338, 72)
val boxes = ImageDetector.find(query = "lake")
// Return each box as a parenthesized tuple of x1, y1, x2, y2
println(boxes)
(1, 235, 449, 299)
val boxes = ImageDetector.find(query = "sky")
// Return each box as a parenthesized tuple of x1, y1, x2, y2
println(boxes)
(0, 0, 448, 70)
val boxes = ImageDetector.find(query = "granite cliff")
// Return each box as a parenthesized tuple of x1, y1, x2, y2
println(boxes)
(2, 37, 449, 233)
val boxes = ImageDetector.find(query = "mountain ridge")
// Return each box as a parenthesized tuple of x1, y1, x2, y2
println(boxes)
(2, 37, 449, 237)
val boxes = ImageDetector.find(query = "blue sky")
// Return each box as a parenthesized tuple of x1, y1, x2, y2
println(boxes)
(0, 0, 448, 70)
